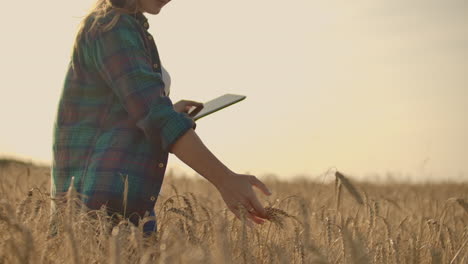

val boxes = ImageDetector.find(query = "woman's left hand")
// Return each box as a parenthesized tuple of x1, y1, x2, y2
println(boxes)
(213, 171, 272, 226)
(173, 100, 204, 117)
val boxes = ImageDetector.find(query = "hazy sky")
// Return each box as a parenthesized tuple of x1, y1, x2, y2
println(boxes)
(1, 0, 467, 181)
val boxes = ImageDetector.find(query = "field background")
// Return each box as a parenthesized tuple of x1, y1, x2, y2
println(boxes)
(0, 158, 467, 264)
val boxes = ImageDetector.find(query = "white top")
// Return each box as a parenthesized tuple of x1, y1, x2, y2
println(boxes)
(161, 65, 171, 96)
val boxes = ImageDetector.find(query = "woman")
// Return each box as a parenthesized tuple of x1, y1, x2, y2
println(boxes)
(51, 0, 271, 236)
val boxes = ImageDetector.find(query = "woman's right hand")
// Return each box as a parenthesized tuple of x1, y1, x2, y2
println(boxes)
(214, 172, 272, 225)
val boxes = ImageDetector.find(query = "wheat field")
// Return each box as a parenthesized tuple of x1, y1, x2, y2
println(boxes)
(0, 159, 467, 264)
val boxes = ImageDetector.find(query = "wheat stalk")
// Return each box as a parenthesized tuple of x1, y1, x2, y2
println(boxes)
(335, 171, 364, 205)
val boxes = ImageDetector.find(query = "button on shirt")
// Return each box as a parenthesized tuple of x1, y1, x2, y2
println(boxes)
(51, 10, 194, 223)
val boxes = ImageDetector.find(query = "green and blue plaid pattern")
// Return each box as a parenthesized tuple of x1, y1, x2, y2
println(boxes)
(51, 10, 195, 226)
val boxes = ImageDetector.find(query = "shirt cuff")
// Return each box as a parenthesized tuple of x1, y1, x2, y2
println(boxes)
(136, 110, 195, 153)
(161, 112, 195, 152)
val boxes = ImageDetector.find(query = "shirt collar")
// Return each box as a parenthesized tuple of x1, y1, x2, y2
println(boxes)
(133, 12, 149, 30)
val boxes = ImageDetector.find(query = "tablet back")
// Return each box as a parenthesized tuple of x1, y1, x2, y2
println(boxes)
(192, 94, 246, 121)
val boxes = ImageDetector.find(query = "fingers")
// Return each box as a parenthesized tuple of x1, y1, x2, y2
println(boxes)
(243, 204, 266, 225)
(248, 195, 268, 219)
(228, 205, 242, 220)
(249, 176, 272, 196)
(221, 175, 273, 227)
(184, 106, 191, 112)
(181, 100, 204, 117)
(228, 204, 254, 227)
(247, 211, 266, 224)
(183, 100, 204, 108)
(245, 176, 271, 219)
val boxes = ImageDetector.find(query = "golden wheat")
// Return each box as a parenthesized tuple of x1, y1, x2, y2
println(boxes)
(0, 160, 467, 263)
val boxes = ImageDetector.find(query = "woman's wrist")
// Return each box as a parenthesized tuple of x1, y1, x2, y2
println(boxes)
(207, 165, 234, 190)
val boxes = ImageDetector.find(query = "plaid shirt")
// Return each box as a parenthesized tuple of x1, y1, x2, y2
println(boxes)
(51, 10, 195, 224)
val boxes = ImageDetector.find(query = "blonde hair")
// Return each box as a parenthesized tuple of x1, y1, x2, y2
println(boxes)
(72, 0, 141, 63)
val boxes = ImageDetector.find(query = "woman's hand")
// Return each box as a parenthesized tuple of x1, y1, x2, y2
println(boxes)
(168, 126, 271, 226)
(214, 172, 272, 226)
(173, 100, 204, 117)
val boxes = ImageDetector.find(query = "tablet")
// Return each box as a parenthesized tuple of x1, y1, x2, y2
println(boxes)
(188, 94, 246, 121)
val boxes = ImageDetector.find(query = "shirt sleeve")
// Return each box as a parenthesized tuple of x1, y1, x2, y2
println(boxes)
(90, 15, 195, 152)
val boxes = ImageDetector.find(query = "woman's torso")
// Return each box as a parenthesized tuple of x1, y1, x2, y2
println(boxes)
(51, 10, 171, 221)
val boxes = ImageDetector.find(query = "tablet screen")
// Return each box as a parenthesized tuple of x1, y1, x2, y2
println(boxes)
(189, 94, 246, 121)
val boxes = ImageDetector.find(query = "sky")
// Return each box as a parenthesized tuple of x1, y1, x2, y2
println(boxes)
(0, 0, 467, 182)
